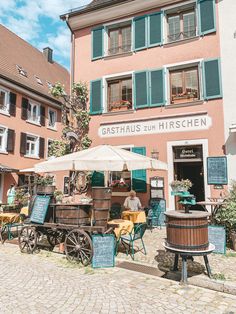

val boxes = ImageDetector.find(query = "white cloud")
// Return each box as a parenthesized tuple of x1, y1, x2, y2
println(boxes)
(5, 16, 40, 41)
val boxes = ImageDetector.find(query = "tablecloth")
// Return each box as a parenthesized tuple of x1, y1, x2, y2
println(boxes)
(121, 210, 146, 224)
(108, 219, 134, 238)
(0, 213, 21, 225)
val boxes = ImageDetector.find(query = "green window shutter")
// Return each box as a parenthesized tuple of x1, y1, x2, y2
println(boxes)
(149, 68, 165, 107)
(90, 79, 103, 115)
(133, 15, 147, 51)
(203, 58, 222, 100)
(148, 12, 163, 47)
(134, 71, 149, 109)
(91, 171, 104, 187)
(131, 147, 147, 193)
(198, 0, 216, 35)
(92, 27, 104, 60)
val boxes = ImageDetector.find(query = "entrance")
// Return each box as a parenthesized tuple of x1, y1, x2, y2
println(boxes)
(173, 145, 205, 210)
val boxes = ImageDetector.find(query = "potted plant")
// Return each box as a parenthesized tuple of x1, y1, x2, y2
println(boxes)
(170, 179, 192, 193)
(215, 181, 236, 249)
(36, 175, 55, 194)
(54, 190, 63, 204)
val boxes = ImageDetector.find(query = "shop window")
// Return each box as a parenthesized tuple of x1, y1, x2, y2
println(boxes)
(169, 66, 200, 104)
(0, 127, 7, 152)
(0, 88, 9, 112)
(107, 77, 132, 112)
(28, 101, 40, 124)
(26, 135, 39, 157)
(167, 7, 196, 43)
(48, 108, 57, 129)
(108, 23, 132, 56)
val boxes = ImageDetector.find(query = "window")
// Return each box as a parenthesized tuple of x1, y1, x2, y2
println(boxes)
(108, 23, 131, 56)
(107, 77, 132, 112)
(26, 135, 39, 157)
(35, 76, 43, 85)
(0, 88, 9, 112)
(0, 127, 7, 152)
(16, 65, 27, 77)
(170, 66, 200, 104)
(48, 108, 57, 129)
(110, 147, 131, 192)
(28, 102, 40, 123)
(167, 7, 196, 43)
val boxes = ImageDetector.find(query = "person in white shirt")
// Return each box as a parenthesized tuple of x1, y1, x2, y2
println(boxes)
(124, 190, 142, 211)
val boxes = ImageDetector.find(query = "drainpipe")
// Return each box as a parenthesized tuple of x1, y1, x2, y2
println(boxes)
(65, 14, 75, 89)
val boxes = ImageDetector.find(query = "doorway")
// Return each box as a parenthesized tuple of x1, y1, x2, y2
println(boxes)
(173, 145, 205, 210)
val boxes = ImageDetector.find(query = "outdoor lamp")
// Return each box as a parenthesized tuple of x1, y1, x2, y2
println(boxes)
(151, 148, 159, 160)
(122, 163, 129, 171)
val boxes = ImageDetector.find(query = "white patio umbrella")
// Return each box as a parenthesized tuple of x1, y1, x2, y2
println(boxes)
(34, 145, 168, 173)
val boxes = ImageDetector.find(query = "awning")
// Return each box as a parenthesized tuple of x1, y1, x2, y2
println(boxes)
(229, 124, 236, 133)
(19, 168, 35, 173)
(0, 164, 18, 173)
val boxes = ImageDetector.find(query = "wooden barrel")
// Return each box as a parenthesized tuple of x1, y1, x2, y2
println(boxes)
(165, 211, 210, 251)
(54, 205, 90, 225)
(92, 187, 112, 226)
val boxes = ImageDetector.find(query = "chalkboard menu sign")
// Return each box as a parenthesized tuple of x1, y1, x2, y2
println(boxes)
(92, 234, 115, 268)
(208, 225, 226, 254)
(30, 195, 51, 224)
(207, 157, 228, 185)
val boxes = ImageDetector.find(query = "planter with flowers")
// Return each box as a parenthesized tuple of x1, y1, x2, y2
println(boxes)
(170, 179, 192, 194)
(110, 178, 130, 192)
(54, 190, 63, 204)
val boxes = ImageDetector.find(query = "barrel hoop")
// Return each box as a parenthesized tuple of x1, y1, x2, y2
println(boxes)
(167, 242, 209, 250)
(167, 223, 208, 229)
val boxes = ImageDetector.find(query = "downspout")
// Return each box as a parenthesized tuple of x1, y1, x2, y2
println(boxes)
(65, 14, 75, 89)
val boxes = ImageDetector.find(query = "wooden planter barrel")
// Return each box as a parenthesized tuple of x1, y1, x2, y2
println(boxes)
(92, 187, 112, 227)
(165, 211, 210, 251)
(54, 205, 90, 225)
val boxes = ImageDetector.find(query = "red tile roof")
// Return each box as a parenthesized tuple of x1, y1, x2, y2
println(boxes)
(0, 24, 70, 102)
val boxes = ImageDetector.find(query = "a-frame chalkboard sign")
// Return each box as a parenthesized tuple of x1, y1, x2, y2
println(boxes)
(30, 195, 51, 224)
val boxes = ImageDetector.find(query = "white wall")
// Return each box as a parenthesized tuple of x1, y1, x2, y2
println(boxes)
(218, 0, 236, 185)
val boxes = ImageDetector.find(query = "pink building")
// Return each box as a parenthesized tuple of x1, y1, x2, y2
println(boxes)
(0, 25, 69, 203)
(61, 0, 225, 210)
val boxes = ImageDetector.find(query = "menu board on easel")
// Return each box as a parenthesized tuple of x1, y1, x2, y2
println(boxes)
(207, 157, 228, 185)
(150, 177, 164, 199)
(92, 234, 115, 268)
(30, 195, 51, 224)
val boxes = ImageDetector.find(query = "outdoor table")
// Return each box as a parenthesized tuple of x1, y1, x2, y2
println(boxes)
(196, 201, 224, 218)
(121, 210, 146, 224)
(0, 212, 21, 224)
(108, 219, 133, 238)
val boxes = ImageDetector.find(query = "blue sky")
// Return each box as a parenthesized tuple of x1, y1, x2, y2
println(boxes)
(0, 0, 92, 70)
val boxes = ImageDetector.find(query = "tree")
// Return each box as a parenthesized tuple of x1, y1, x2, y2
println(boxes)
(49, 82, 92, 156)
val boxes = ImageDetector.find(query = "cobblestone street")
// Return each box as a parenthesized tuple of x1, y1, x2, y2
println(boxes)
(0, 243, 236, 313)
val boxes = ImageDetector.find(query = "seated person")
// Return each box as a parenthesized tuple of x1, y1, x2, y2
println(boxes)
(124, 190, 142, 212)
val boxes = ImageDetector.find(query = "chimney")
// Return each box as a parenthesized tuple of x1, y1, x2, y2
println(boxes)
(43, 47, 53, 63)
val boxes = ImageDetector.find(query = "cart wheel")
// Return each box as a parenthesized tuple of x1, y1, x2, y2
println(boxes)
(65, 229, 93, 266)
(18, 226, 37, 254)
(47, 230, 64, 247)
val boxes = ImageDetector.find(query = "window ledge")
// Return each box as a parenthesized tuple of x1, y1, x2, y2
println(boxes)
(47, 126, 57, 131)
(102, 109, 135, 117)
(0, 150, 8, 155)
(26, 120, 41, 127)
(104, 51, 133, 60)
(0, 110, 10, 117)
(24, 155, 40, 160)
(164, 36, 199, 47)
(166, 100, 204, 109)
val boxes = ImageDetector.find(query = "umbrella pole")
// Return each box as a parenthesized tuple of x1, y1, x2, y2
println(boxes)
(104, 171, 109, 188)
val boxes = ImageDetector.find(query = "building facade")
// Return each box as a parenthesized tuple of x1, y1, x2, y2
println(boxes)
(0, 24, 70, 203)
(218, 0, 236, 186)
(62, 0, 225, 210)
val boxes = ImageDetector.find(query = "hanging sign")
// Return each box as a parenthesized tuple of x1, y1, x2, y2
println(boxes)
(207, 157, 228, 185)
(92, 234, 115, 268)
(174, 146, 202, 160)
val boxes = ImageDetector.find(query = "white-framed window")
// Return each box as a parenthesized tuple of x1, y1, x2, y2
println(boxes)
(0, 87, 9, 113)
(28, 101, 40, 124)
(48, 108, 57, 129)
(104, 72, 133, 113)
(164, 2, 197, 44)
(104, 19, 132, 56)
(0, 126, 7, 152)
(166, 61, 202, 105)
(26, 134, 39, 157)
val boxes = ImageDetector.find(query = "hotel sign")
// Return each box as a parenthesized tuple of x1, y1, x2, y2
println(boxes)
(99, 114, 212, 138)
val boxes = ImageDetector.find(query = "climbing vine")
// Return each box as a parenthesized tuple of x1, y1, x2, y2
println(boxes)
(49, 81, 92, 156)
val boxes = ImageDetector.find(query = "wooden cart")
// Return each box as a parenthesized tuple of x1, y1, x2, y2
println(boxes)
(18, 188, 114, 266)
